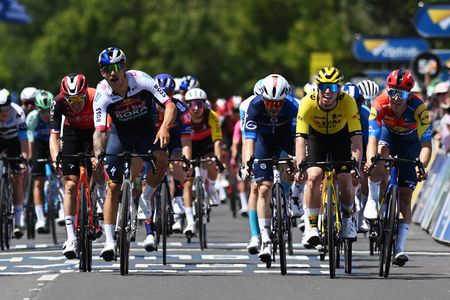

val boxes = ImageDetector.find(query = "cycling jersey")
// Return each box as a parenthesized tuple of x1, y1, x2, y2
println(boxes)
(0, 102, 27, 141)
(232, 120, 241, 144)
(359, 104, 371, 148)
(368, 93, 432, 143)
(26, 110, 50, 142)
(94, 70, 171, 132)
(50, 87, 96, 133)
(239, 95, 255, 134)
(152, 97, 191, 138)
(191, 109, 222, 142)
(296, 92, 362, 138)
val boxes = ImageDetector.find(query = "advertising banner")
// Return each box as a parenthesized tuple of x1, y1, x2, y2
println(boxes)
(414, 4, 450, 38)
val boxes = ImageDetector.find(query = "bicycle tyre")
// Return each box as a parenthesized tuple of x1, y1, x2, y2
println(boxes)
(378, 200, 387, 277)
(79, 183, 88, 272)
(25, 174, 35, 240)
(327, 184, 336, 278)
(119, 183, 131, 275)
(161, 181, 169, 265)
(383, 186, 397, 278)
(344, 239, 352, 274)
(0, 177, 5, 250)
(47, 176, 57, 245)
(287, 215, 294, 256)
(335, 242, 341, 269)
(3, 181, 13, 250)
(275, 184, 287, 275)
(195, 178, 204, 251)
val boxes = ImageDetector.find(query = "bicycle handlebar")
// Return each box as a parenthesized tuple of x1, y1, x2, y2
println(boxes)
(246, 155, 295, 173)
(298, 158, 361, 178)
(366, 154, 425, 178)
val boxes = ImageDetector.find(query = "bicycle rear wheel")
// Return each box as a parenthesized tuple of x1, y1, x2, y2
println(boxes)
(344, 239, 352, 274)
(25, 174, 35, 240)
(119, 184, 131, 275)
(160, 181, 170, 265)
(78, 183, 88, 272)
(3, 181, 13, 250)
(0, 177, 5, 250)
(327, 185, 336, 278)
(383, 186, 397, 278)
(47, 177, 57, 245)
(195, 179, 205, 250)
(275, 184, 287, 275)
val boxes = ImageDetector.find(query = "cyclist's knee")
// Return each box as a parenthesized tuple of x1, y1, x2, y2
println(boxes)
(257, 181, 272, 197)
(64, 176, 78, 193)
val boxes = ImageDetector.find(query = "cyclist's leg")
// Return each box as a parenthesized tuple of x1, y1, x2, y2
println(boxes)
(7, 139, 26, 236)
(202, 152, 220, 206)
(170, 150, 186, 231)
(31, 140, 49, 233)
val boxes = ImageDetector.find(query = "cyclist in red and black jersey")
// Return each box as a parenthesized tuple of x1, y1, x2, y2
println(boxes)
(49, 73, 107, 259)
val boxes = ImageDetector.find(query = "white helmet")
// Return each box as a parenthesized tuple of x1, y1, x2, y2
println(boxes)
(20, 87, 38, 101)
(185, 88, 207, 101)
(357, 80, 379, 102)
(261, 74, 290, 101)
(253, 79, 264, 95)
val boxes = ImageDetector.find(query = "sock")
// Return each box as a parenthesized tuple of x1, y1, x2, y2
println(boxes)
(249, 210, 259, 237)
(239, 192, 248, 210)
(35, 204, 46, 222)
(368, 178, 381, 203)
(144, 219, 153, 235)
(396, 223, 410, 253)
(341, 202, 354, 218)
(65, 216, 76, 242)
(305, 208, 319, 229)
(258, 218, 270, 243)
(104, 224, 115, 245)
(14, 204, 24, 226)
(185, 207, 194, 225)
(291, 182, 304, 199)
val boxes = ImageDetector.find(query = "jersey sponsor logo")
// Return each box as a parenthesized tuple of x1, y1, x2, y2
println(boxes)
(245, 120, 257, 131)
(369, 107, 377, 120)
(94, 92, 102, 102)
(153, 84, 167, 97)
(260, 163, 267, 170)
(270, 117, 278, 123)
(95, 107, 102, 123)
(181, 112, 191, 124)
(176, 101, 187, 113)
(419, 110, 431, 125)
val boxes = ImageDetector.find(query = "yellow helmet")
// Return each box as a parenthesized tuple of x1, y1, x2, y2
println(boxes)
(315, 67, 343, 85)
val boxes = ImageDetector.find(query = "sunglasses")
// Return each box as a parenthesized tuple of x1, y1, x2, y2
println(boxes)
(38, 109, 50, 115)
(22, 100, 35, 106)
(101, 63, 124, 73)
(387, 89, 409, 100)
(0, 105, 11, 112)
(263, 99, 284, 108)
(318, 83, 340, 92)
(186, 100, 204, 109)
(65, 95, 85, 104)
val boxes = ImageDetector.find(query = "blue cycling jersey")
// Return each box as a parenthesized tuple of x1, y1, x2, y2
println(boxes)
(26, 110, 50, 142)
(244, 95, 299, 141)
(359, 104, 370, 146)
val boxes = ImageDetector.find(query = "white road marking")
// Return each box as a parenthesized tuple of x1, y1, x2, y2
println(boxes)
(37, 274, 59, 281)
(202, 254, 249, 260)
(188, 269, 243, 274)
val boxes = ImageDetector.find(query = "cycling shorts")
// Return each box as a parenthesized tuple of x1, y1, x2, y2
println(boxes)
(192, 138, 215, 160)
(31, 139, 50, 178)
(379, 126, 421, 189)
(0, 137, 22, 172)
(61, 125, 94, 177)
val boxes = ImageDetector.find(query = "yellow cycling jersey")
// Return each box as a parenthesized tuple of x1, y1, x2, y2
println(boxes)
(191, 109, 222, 142)
(296, 92, 362, 137)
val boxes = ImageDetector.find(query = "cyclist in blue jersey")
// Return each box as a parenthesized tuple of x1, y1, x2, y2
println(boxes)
(240, 74, 298, 262)
(26, 90, 53, 234)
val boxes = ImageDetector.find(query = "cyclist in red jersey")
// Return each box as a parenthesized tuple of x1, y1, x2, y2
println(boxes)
(49, 73, 106, 259)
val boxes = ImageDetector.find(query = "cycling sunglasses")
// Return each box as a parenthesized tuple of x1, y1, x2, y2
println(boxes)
(101, 62, 124, 73)
(186, 99, 204, 109)
(318, 83, 340, 92)
(263, 99, 284, 108)
(387, 88, 409, 100)
(22, 100, 35, 106)
(65, 95, 85, 104)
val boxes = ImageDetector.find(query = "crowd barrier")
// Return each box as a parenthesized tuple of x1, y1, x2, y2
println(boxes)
(412, 152, 450, 245)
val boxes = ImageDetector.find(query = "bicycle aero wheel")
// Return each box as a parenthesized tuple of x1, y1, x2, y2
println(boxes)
(160, 181, 170, 265)
(47, 177, 57, 245)
(327, 185, 336, 278)
(383, 186, 397, 278)
(0, 177, 5, 250)
(25, 174, 36, 240)
(119, 184, 131, 275)
(275, 184, 287, 275)
(344, 239, 352, 274)
(78, 183, 89, 272)
(195, 178, 205, 250)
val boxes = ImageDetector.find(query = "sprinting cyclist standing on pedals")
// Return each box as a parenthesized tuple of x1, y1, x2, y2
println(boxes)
(50, 73, 107, 259)
(364, 69, 432, 266)
(295, 67, 362, 248)
(240, 74, 298, 263)
(92, 47, 176, 261)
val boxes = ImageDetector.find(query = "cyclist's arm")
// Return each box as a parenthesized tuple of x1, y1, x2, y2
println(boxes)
(366, 100, 383, 162)
(93, 90, 109, 158)
(93, 129, 108, 158)
(345, 96, 363, 164)
(181, 136, 192, 161)
(26, 110, 38, 159)
(242, 102, 258, 164)
(351, 134, 363, 165)
(295, 96, 311, 166)
(295, 136, 307, 168)
(17, 106, 28, 160)
(49, 133, 60, 163)
(419, 141, 432, 168)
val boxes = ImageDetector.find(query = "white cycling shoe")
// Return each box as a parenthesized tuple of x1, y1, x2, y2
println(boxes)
(100, 242, 115, 262)
(246, 236, 260, 255)
(363, 199, 378, 220)
(342, 217, 357, 239)
(144, 234, 157, 252)
(62, 240, 78, 259)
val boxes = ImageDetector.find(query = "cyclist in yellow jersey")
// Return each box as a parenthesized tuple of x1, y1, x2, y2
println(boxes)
(182, 88, 223, 237)
(295, 67, 363, 247)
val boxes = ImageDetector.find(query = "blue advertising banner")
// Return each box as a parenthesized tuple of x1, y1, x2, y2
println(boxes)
(414, 4, 450, 38)
(352, 37, 430, 62)
(364, 70, 391, 90)
(0, 0, 31, 24)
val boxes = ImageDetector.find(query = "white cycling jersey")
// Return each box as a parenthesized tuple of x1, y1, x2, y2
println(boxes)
(239, 95, 256, 133)
(0, 102, 27, 140)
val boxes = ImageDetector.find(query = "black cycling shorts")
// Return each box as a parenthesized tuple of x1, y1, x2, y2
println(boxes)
(61, 125, 94, 176)
(0, 137, 22, 172)
(192, 138, 215, 159)
(31, 139, 50, 177)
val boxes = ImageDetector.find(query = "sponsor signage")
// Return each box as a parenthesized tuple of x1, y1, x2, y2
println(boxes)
(352, 37, 430, 62)
(411, 51, 441, 83)
(414, 4, 450, 38)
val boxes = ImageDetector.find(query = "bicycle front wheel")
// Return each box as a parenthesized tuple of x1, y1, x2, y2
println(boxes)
(275, 184, 287, 275)
(47, 177, 57, 245)
(119, 184, 131, 275)
(195, 179, 205, 250)
(78, 184, 88, 272)
(344, 239, 352, 274)
(383, 186, 397, 278)
(160, 181, 170, 265)
(327, 184, 336, 279)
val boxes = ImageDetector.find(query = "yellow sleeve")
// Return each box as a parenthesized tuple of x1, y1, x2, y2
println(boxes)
(296, 95, 311, 137)
(414, 103, 431, 142)
(208, 110, 222, 142)
(343, 94, 362, 134)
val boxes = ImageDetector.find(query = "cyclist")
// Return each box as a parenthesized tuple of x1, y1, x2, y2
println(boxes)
(0, 89, 28, 239)
(20, 87, 38, 116)
(26, 90, 53, 234)
(357, 79, 380, 107)
(153, 73, 192, 234)
(50, 73, 107, 259)
(177, 75, 200, 101)
(93, 47, 176, 260)
(182, 88, 223, 237)
(364, 69, 432, 266)
(296, 67, 363, 247)
(240, 74, 298, 262)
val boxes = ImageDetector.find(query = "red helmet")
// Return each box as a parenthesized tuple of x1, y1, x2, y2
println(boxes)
(386, 69, 415, 91)
(227, 95, 243, 112)
(215, 98, 229, 116)
(60, 73, 88, 98)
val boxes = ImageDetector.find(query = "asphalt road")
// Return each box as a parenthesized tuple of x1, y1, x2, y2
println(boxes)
(1, 203, 449, 300)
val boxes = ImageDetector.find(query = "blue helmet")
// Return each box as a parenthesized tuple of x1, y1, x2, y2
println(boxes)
(180, 75, 199, 92)
(98, 47, 126, 66)
(342, 83, 364, 106)
(155, 73, 176, 95)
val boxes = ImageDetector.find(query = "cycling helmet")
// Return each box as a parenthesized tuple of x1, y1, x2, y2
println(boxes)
(215, 98, 229, 116)
(155, 73, 176, 95)
(20, 87, 38, 101)
(35, 90, 53, 110)
(185, 88, 207, 101)
(357, 80, 379, 102)
(180, 75, 200, 92)
(227, 95, 243, 111)
(261, 74, 290, 101)
(342, 83, 363, 106)
(0, 89, 12, 107)
(386, 69, 414, 91)
(315, 67, 343, 85)
(60, 73, 88, 98)
(303, 82, 318, 94)
(98, 47, 126, 66)
(253, 79, 264, 95)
